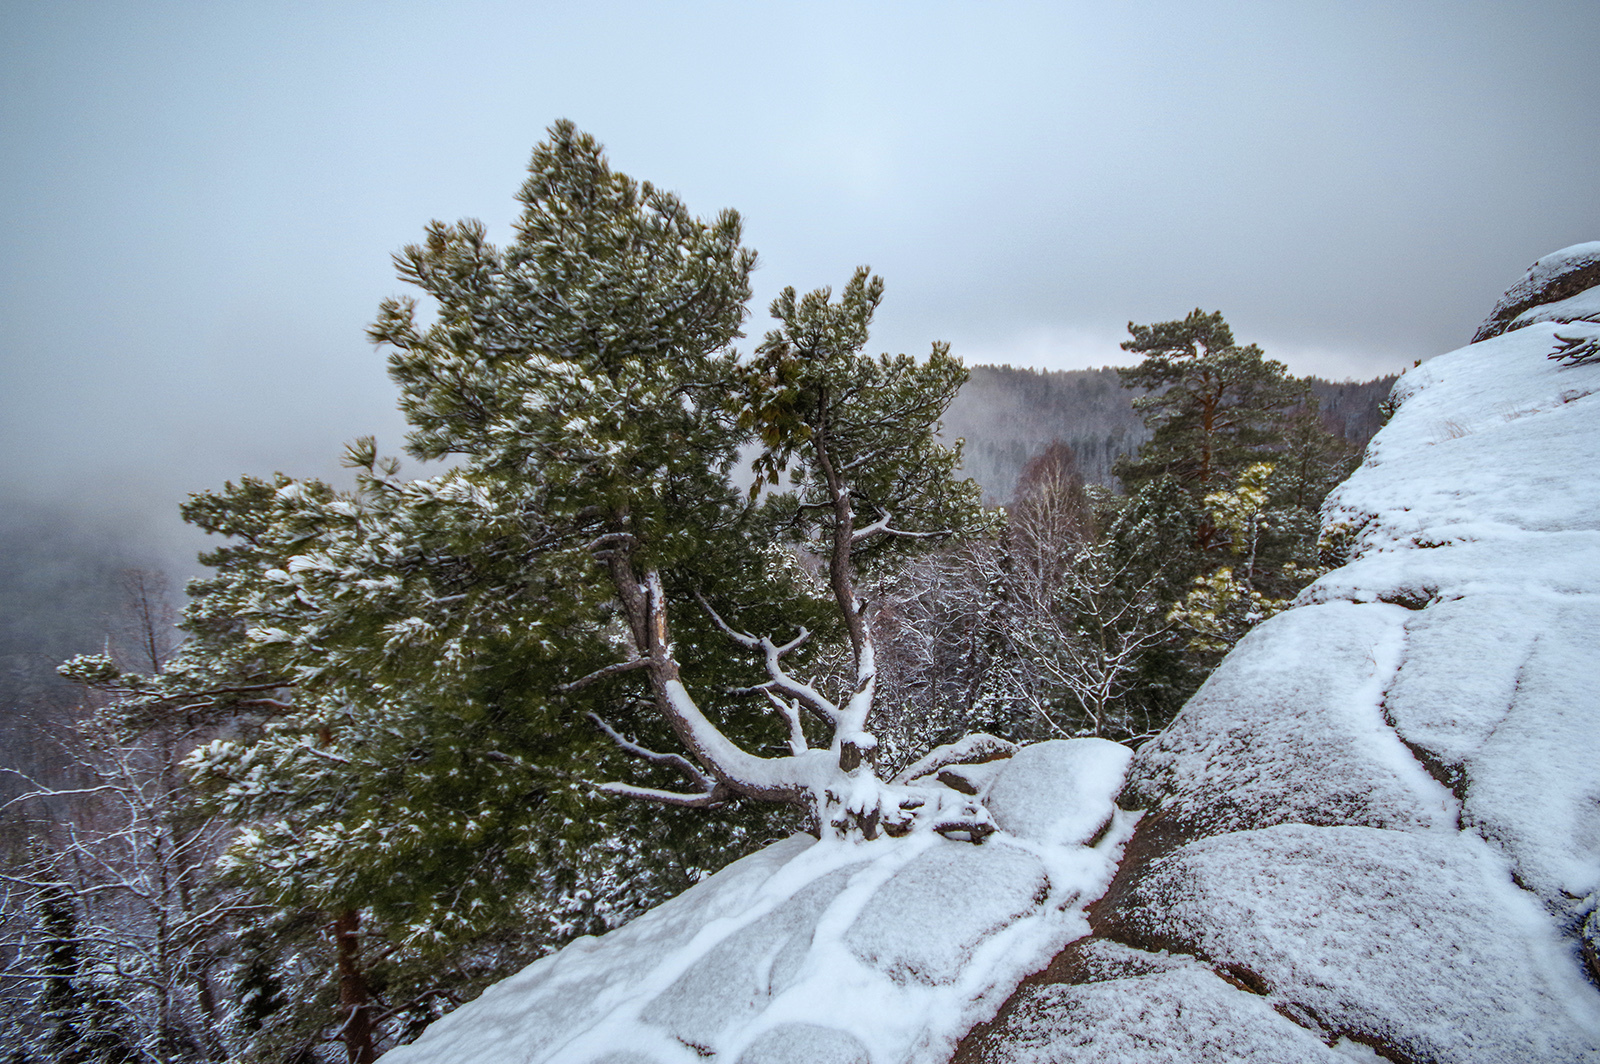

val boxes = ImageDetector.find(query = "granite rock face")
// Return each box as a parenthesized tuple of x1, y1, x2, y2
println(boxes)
(961, 250, 1600, 1063)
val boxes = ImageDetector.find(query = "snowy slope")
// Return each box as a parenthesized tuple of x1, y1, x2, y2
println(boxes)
(382, 739, 1136, 1064)
(962, 257, 1600, 1062)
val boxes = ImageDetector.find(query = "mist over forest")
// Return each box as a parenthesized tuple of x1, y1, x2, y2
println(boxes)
(0, 361, 1395, 759)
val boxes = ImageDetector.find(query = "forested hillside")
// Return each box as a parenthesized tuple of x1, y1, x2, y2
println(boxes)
(0, 509, 159, 804)
(946, 365, 1395, 503)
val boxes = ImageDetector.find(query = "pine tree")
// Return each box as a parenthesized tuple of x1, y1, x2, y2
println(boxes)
(1114, 308, 1308, 551)
(1109, 311, 1356, 692)
(80, 121, 989, 1056)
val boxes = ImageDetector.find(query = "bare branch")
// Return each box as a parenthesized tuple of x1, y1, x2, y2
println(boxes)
(557, 657, 650, 693)
(695, 593, 840, 724)
(761, 689, 809, 755)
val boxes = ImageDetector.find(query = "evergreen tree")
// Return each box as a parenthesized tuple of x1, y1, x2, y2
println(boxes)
(1110, 310, 1353, 706)
(19, 875, 139, 1064)
(1114, 308, 1308, 550)
(73, 122, 988, 1056)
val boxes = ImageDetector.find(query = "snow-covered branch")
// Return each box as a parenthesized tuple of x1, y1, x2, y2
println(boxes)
(587, 713, 716, 793)
(850, 511, 958, 543)
(761, 689, 810, 755)
(592, 780, 733, 808)
(694, 593, 841, 724)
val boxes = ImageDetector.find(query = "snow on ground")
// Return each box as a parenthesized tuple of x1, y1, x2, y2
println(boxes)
(383, 739, 1136, 1064)
(1307, 318, 1600, 926)
(1103, 825, 1599, 1063)
(1124, 601, 1457, 838)
(963, 260, 1600, 1062)
(984, 942, 1355, 1064)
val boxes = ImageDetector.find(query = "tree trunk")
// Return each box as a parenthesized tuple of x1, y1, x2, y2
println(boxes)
(334, 910, 377, 1064)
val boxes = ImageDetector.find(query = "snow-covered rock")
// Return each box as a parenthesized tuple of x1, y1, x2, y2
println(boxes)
(1097, 825, 1596, 1062)
(1122, 602, 1456, 839)
(983, 739, 1131, 847)
(969, 941, 1355, 1063)
(383, 749, 1137, 1064)
(964, 250, 1600, 1062)
(1472, 240, 1600, 342)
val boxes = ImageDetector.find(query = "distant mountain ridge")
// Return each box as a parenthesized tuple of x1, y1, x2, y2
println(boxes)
(943, 364, 1398, 504)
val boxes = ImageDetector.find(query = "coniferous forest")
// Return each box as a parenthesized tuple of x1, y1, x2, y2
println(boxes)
(0, 124, 1390, 1064)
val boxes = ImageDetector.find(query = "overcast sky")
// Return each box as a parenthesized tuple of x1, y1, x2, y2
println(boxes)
(3, 0, 1598, 570)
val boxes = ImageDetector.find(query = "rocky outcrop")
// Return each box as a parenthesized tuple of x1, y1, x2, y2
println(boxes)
(385, 248, 1600, 1064)
(1471, 241, 1600, 342)
(960, 247, 1600, 1063)
(381, 739, 1139, 1064)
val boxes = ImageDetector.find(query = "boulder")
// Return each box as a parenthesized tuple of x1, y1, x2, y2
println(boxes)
(734, 1024, 869, 1064)
(1472, 241, 1600, 341)
(962, 950, 1352, 1064)
(845, 840, 1048, 986)
(983, 738, 1132, 847)
(641, 865, 861, 1049)
(1096, 825, 1599, 1063)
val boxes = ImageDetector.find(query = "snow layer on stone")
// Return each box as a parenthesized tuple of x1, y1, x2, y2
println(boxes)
(381, 834, 822, 1064)
(1511, 282, 1600, 330)
(1457, 597, 1600, 921)
(1124, 602, 1456, 838)
(639, 864, 863, 1050)
(384, 759, 1137, 1064)
(1310, 323, 1600, 606)
(1508, 240, 1600, 294)
(1381, 592, 1537, 779)
(1105, 824, 1600, 1063)
(982, 309, 1600, 1063)
(982, 739, 1132, 847)
(979, 961, 1352, 1064)
(843, 840, 1047, 986)
(1384, 592, 1600, 923)
(733, 1024, 868, 1064)
(1299, 323, 1600, 924)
